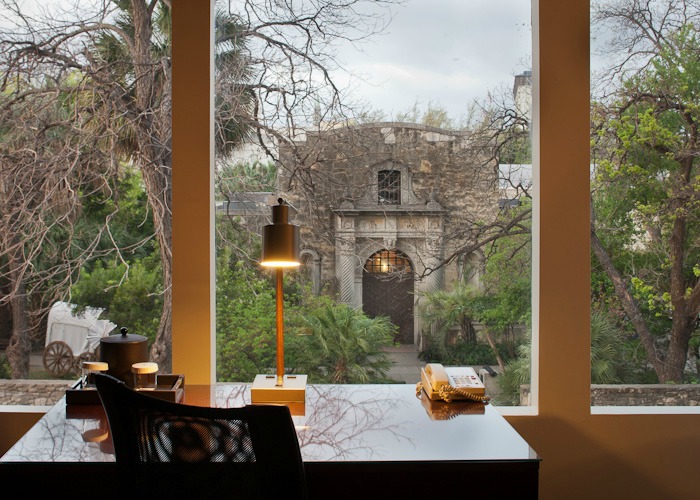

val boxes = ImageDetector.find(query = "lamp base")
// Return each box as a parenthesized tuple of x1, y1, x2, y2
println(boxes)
(251, 374, 307, 404)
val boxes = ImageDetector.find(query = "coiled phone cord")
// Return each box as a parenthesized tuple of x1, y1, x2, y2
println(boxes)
(438, 384, 491, 403)
(415, 382, 491, 403)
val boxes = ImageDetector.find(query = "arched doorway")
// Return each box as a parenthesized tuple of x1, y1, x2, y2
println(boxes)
(362, 249, 414, 344)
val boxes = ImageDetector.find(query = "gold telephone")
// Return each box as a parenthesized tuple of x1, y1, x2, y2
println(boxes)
(417, 363, 490, 403)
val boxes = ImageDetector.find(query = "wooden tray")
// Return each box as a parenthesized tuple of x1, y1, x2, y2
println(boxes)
(66, 374, 185, 406)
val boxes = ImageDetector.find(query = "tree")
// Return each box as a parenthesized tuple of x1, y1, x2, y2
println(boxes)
(419, 204, 532, 371)
(215, 251, 277, 382)
(0, 0, 175, 375)
(1, 0, 393, 377)
(215, 0, 400, 157)
(0, 66, 150, 377)
(419, 284, 480, 347)
(70, 253, 163, 344)
(590, 0, 700, 382)
(394, 100, 457, 129)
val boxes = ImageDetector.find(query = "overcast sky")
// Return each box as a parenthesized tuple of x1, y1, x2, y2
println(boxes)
(331, 0, 532, 121)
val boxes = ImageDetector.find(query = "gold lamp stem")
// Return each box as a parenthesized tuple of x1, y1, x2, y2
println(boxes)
(276, 267, 284, 387)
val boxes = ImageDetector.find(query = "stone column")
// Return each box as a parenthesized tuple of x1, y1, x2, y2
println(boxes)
(335, 215, 357, 305)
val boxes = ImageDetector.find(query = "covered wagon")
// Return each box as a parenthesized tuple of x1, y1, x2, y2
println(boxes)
(43, 301, 117, 377)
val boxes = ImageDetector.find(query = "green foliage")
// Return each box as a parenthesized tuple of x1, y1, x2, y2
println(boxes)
(216, 161, 277, 195)
(70, 252, 163, 344)
(419, 203, 532, 366)
(289, 297, 396, 383)
(498, 135, 532, 164)
(215, 248, 396, 383)
(0, 353, 10, 379)
(215, 252, 277, 382)
(419, 283, 480, 351)
(495, 340, 531, 406)
(418, 332, 501, 366)
(77, 167, 155, 269)
(590, 24, 700, 381)
(394, 100, 456, 129)
(214, 10, 254, 155)
(64, 166, 161, 348)
(590, 309, 626, 384)
(497, 310, 630, 405)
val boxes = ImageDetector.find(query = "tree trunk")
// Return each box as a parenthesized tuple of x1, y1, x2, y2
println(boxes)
(131, 0, 173, 372)
(659, 313, 694, 383)
(590, 228, 665, 376)
(461, 316, 476, 344)
(591, 227, 698, 382)
(5, 250, 30, 379)
(483, 328, 505, 372)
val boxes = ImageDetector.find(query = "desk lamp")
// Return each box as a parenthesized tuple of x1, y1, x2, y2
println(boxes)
(251, 198, 307, 404)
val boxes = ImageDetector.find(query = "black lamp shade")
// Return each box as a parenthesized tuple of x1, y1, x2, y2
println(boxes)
(261, 199, 300, 267)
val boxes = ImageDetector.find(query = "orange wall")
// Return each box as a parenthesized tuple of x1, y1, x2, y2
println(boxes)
(0, 411, 42, 456)
(171, 1, 214, 384)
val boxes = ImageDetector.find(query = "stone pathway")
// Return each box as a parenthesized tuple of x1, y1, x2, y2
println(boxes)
(383, 344, 424, 384)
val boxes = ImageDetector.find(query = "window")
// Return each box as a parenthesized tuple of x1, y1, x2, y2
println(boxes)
(214, 0, 533, 405)
(377, 170, 401, 205)
(364, 249, 412, 274)
(0, 2, 169, 390)
(589, 0, 700, 408)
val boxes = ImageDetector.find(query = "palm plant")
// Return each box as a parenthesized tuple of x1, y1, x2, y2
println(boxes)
(497, 309, 625, 405)
(419, 283, 479, 352)
(292, 302, 396, 383)
(590, 309, 624, 384)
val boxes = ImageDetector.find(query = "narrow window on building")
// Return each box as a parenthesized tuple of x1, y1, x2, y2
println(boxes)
(378, 170, 401, 205)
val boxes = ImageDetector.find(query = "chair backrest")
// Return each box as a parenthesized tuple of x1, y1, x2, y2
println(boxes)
(94, 373, 307, 500)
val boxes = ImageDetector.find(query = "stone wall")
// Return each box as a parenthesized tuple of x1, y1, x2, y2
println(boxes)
(519, 384, 700, 406)
(0, 380, 72, 406)
(278, 122, 501, 290)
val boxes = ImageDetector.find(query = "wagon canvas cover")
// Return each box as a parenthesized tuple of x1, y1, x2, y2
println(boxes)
(45, 301, 117, 356)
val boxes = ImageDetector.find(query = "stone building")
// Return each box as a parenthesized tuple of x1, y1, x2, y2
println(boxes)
(276, 122, 502, 347)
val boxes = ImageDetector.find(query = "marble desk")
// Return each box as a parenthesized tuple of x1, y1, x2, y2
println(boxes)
(1, 383, 540, 499)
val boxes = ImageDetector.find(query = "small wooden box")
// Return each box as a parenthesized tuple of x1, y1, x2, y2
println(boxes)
(143, 374, 185, 403)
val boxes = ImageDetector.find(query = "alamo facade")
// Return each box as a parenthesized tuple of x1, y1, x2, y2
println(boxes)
(273, 122, 504, 348)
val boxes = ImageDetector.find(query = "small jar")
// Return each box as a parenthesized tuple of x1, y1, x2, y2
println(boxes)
(82, 361, 108, 390)
(132, 362, 158, 390)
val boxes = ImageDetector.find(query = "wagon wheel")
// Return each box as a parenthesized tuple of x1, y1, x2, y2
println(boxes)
(73, 351, 97, 375)
(43, 341, 74, 378)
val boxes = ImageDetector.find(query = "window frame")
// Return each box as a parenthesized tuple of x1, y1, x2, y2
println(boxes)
(172, 1, 700, 416)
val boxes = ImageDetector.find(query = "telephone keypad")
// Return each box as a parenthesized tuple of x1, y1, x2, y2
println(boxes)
(451, 374, 480, 388)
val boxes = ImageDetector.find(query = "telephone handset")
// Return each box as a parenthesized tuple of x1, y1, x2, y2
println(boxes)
(417, 363, 490, 403)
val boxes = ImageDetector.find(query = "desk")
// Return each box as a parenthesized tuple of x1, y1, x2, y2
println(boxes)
(1, 384, 539, 499)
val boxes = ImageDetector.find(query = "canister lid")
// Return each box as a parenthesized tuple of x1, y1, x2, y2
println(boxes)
(100, 326, 147, 344)
(131, 362, 158, 374)
(82, 361, 108, 371)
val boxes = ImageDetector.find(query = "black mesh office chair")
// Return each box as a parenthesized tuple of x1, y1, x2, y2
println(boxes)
(94, 373, 308, 500)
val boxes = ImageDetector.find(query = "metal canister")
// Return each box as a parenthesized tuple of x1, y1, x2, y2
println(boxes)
(99, 327, 149, 387)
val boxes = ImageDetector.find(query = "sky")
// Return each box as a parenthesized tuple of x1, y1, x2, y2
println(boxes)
(330, 0, 532, 121)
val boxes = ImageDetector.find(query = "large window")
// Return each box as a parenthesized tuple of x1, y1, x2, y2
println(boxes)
(590, 0, 700, 407)
(214, 0, 533, 406)
(0, 2, 170, 394)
